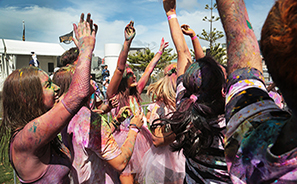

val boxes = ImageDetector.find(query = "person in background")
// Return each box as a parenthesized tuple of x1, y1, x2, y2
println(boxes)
(102, 65, 110, 81)
(29, 51, 39, 67)
(102, 77, 110, 99)
(138, 63, 186, 184)
(53, 64, 145, 184)
(106, 20, 169, 183)
(59, 44, 109, 112)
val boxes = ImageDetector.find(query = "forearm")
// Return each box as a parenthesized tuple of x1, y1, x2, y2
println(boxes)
(137, 52, 161, 93)
(216, 0, 262, 75)
(166, 12, 192, 76)
(108, 129, 138, 172)
(63, 46, 92, 114)
(106, 41, 131, 98)
(191, 36, 205, 60)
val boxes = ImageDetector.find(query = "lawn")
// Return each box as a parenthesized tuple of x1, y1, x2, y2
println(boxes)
(0, 132, 17, 184)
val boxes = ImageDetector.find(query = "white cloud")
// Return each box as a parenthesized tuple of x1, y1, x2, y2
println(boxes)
(0, 0, 276, 59)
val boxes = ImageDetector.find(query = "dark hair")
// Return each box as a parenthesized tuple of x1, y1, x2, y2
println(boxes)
(115, 69, 141, 115)
(260, 0, 297, 109)
(60, 47, 79, 66)
(153, 56, 225, 158)
(53, 65, 76, 97)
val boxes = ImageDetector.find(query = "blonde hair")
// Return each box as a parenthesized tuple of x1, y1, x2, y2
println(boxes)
(147, 63, 177, 110)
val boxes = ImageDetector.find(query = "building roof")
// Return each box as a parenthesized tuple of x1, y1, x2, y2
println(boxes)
(0, 39, 65, 56)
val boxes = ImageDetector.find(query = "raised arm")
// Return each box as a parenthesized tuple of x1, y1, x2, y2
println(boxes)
(216, 0, 262, 75)
(137, 38, 169, 93)
(107, 21, 135, 99)
(13, 13, 97, 179)
(163, 0, 192, 77)
(181, 24, 204, 60)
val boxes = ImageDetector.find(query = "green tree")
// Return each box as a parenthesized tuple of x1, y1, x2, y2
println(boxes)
(127, 47, 177, 73)
(198, 0, 226, 65)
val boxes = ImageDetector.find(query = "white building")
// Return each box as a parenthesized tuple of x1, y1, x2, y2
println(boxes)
(0, 39, 65, 89)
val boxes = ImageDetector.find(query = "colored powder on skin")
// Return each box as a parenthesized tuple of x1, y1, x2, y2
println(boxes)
(246, 20, 252, 29)
(29, 122, 38, 133)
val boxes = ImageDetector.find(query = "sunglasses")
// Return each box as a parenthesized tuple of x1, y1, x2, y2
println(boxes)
(126, 72, 134, 78)
(150, 120, 174, 138)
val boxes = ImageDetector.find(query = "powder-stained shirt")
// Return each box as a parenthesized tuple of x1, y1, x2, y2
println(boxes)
(225, 67, 297, 183)
(176, 75, 231, 184)
(62, 106, 121, 184)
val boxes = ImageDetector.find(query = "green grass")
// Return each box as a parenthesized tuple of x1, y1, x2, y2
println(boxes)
(0, 131, 18, 184)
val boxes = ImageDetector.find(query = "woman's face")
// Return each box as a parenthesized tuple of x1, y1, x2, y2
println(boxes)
(126, 72, 137, 88)
(39, 71, 59, 110)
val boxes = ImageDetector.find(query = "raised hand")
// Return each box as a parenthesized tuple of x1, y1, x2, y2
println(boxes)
(109, 96, 119, 109)
(130, 111, 144, 129)
(116, 106, 132, 123)
(159, 37, 169, 53)
(163, 0, 176, 15)
(181, 24, 196, 37)
(124, 21, 136, 42)
(73, 13, 98, 51)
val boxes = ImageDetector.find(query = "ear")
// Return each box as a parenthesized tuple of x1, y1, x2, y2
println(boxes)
(221, 88, 226, 98)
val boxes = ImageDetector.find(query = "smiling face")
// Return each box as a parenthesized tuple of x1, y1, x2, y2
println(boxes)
(39, 71, 59, 110)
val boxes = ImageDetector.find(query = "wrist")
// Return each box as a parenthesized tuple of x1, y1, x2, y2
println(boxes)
(111, 118, 121, 129)
(129, 127, 140, 133)
(157, 51, 163, 55)
(191, 35, 197, 40)
(129, 124, 141, 133)
(166, 10, 176, 17)
(167, 14, 177, 21)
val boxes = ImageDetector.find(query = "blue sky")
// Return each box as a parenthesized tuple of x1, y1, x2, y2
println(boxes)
(0, 0, 275, 57)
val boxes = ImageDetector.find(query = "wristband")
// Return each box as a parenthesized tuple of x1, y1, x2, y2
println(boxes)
(157, 51, 163, 55)
(191, 35, 197, 40)
(130, 127, 140, 133)
(61, 99, 74, 115)
(167, 14, 177, 21)
(129, 123, 141, 133)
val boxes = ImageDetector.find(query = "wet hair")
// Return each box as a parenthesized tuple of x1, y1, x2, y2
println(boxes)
(153, 56, 226, 158)
(60, 47, 79, 66)
(53, 65, 76, 97)
(116, 67, 141, 114)
(260, 0, 297, 109)
(147, 63, 177, 110)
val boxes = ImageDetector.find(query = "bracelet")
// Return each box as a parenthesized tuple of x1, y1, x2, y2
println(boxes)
(129, 124, 141, 133)
(167, 14, 177, 21)
(113, 118, 121, 126)
(157, 51, 163, 55)
(130, 127, 140, 133)
(111, 118, 121, 129)
(61, 99, 74, 115)
(191, 35, 197, 40)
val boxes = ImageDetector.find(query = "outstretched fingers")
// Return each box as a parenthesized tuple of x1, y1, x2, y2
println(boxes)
(72, 13, 97, 50)
(125, 20, 136, 41)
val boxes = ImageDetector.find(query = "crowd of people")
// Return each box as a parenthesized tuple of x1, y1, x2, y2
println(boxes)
(1, 0, 296, 183)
